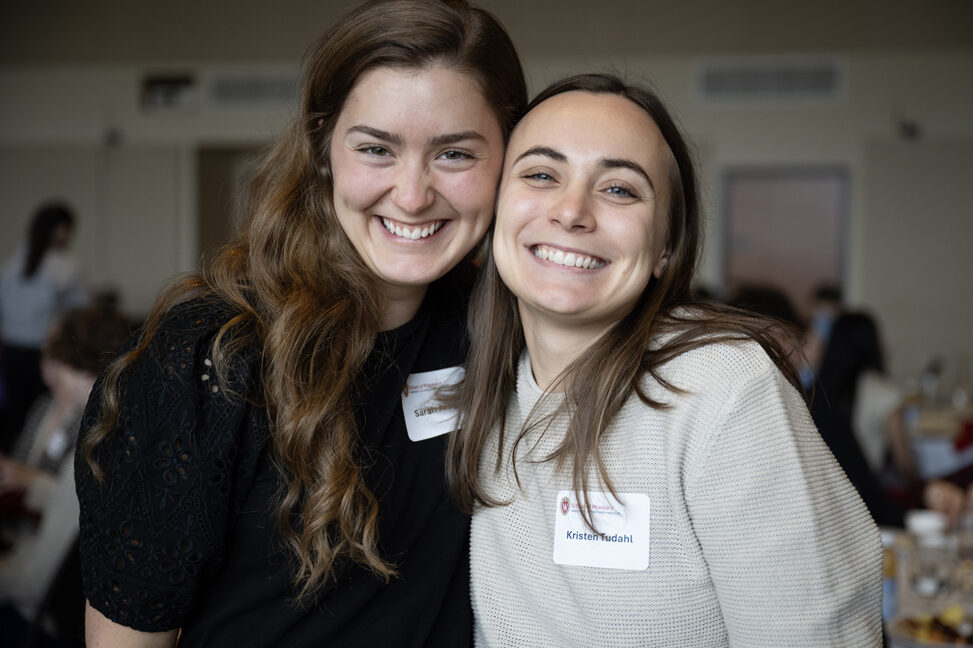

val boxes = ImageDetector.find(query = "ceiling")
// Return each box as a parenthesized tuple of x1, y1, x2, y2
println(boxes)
(1, 0, 971, 65)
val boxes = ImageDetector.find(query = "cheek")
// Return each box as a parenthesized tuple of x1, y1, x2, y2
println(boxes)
(496, 186, 541, 238)
(442, 165, 502, 218)
(331, 154, 385, 209)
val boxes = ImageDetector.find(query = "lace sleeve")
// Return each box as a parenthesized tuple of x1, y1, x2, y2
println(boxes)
(75, 301, 266, 632)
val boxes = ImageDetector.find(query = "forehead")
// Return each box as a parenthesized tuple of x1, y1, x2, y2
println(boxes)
(507, 91, 671, 181)
(339, 64, 497, 129)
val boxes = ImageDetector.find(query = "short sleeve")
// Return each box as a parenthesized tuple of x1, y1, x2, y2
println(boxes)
(685, 358, 883, 647)
(75, 300, 267, 632)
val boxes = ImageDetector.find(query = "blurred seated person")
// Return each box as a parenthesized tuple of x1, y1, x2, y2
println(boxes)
(0, 307, 129, 641)
(925, 479, 973, 525)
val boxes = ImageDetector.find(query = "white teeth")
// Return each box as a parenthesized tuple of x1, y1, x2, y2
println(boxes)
(532, 245, 605, 269)
(382, 218, 444, 240)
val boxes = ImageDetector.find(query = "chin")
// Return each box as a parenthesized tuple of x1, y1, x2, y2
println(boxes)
(380, 266, 450, 289)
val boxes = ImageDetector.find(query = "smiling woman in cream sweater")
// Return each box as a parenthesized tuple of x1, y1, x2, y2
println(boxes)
(447, 73, 882, 647)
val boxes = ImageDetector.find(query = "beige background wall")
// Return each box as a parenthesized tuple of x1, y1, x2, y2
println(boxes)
(1, 1, 971, 381)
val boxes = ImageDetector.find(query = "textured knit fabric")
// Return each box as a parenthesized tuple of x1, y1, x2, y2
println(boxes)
(76, 283, 474, 647)
(470, 340, 883, 647)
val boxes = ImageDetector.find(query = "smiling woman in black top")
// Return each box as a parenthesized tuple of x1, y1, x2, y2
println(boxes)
(74, 1, 526, 646)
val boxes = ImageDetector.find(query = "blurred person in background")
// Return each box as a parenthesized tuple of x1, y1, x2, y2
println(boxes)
(726, 284, 805, 361)
(801, 283, 843, 390)
(810, 312, 908, 527)
(0, 202, 89, 452)
(0, 306, 130, 647)
(75, 1, 526, 646)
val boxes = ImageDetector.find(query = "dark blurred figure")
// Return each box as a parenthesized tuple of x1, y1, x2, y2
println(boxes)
(0, 306, 130, 648)
(809, 284, 843, 345)
(810, 312, 905, 527)
(726, 284, 805, 365)
(728, 284, 802, 326)
(0, 203, 89, 452)
(802, 283, 844, 389)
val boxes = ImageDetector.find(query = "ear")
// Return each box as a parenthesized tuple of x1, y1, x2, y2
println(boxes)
(652, 251, 670, 279)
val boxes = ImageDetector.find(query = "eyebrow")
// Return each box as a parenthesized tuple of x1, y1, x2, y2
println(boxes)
(601, 158, 654, 191)
(428, 131, 487, 147)
(348, 125, 401, 145)
(513, 146, 567, 164)
(514, 146, 655, 191)
(347, 125, 485, 148)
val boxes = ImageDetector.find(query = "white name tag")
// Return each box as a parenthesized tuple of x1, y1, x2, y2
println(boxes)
(401, 366, 464, 442)
(552, 490, 650, 570)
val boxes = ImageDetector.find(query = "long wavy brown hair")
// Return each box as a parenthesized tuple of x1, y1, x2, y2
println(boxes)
(81, 0, 525, 599)
(447, 74, 802, 524)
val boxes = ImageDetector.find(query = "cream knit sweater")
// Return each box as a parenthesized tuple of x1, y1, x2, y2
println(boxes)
(470, 340, 882, 647)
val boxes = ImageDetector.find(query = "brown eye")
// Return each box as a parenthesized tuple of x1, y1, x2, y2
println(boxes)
(357, 145, 390, 157)
(439, 149, 473, 161)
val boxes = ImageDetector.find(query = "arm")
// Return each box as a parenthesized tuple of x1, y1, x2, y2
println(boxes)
(686, 357, 883, 646)
(0, 453, 43, 496)
(85, 600, 178, 648)
(886, 405, 919, 481)
(75, 301, 255, 635)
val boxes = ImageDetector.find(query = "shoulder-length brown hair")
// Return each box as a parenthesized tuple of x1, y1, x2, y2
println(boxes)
(447, 73, 801, 522)
(82, 0, 526, 599)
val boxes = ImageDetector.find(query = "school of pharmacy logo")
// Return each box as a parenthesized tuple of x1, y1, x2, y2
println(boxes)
(402, 382, 410, 397)
(560, 497, 570, 516)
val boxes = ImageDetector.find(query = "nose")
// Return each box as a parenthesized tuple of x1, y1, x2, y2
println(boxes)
(391, 159, 435, 214)
(551, 184, 595, 231)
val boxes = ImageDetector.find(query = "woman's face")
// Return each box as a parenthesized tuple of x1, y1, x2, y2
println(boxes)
(493, 91, 672, 334)
(329, 64, 504, 301)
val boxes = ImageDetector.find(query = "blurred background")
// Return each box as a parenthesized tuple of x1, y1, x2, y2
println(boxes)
(0, 0, 970, 384)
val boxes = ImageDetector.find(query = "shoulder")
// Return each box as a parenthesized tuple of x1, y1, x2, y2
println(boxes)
(649, 335, 782, 401)
(133, 297, 256, 381)
(76, 297, 268, 631)
(78, 295, 266, 506)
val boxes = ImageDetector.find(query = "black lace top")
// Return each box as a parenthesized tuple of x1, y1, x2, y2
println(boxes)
(75, 287, 473, 647)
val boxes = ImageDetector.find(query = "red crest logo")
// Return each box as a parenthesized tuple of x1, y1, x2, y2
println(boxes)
(560, 497, 570, 516)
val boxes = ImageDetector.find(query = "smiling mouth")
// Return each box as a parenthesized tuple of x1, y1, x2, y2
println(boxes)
(532, 244, 606, 269)
(381, 217, 445, 240)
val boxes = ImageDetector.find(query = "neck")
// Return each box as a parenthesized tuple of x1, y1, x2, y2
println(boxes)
(380, 283, 429, 331)
(519, 305, 614, 392)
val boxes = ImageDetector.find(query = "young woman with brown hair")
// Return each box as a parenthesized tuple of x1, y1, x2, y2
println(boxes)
(448, 74, 882, 646)
(75, 1, 526, 646)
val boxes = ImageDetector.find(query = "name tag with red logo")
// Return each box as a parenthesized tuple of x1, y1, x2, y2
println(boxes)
(552, 490, 650, 570)
(401, 366, 464, 441)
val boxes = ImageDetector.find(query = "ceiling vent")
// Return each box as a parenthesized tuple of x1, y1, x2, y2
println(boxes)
(207, 71, 299, 108)
(695, 56, 845, 105)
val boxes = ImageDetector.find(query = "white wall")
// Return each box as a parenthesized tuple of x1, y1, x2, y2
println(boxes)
(1, 50, 971, 379)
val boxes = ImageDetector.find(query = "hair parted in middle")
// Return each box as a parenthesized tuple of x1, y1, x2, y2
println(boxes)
(447, 73, 801, 523)
(82, 0, 526, 600)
